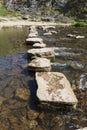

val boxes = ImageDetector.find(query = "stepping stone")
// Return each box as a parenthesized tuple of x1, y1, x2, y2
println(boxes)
(36, 72, 78, 108)
(67, 34, 85, 39)
(26, 37, 43, 45)
(27, 48, 55, 61)
(42, 25, 55, 31)
(28, 58, 51, 72)
(28, 32, 38, 38)
(33, 43, 46, 48)
(44, 32, 52, 36)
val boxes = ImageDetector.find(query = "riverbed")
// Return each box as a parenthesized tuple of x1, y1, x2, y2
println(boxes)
(0, 26, 87, 130)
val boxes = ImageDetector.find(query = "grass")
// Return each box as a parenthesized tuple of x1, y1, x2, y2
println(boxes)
(0, 4, 20, 17)
(72, 17, 87, 27)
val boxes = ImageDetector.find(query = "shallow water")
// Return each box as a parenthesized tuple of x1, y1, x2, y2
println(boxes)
(0, 26, 87, 130)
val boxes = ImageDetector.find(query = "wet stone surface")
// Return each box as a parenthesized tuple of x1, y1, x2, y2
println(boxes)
(36, 72, 78, 106)
(28, 58, 51, 72)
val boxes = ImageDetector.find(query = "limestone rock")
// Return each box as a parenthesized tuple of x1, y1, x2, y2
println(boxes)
(44, 30, 57, 36)
(36, 72, 78, 108)
(33, 43, 46, 48)
(15, 88, 30, 101)
(44, 32, 52, 36)
(29, 120, 38, 129)
(67, 34, 85, 39)
(28, 32, 38, 38)
(26, 37, 43, 45)
(42, 25, 55, 31)
(28, 58, 51, 72)
(28, 110, 39, 120)
(0, 96, 6, 105)
(28, 26, 38, 38)
(27, 48, 55, 61)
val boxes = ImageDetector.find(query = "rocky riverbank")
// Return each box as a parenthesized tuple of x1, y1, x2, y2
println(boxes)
(0, 16, 72, 30)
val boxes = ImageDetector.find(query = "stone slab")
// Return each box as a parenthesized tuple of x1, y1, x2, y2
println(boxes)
(26, 37, 43, 45)
(27, 48, 55, 61)
(33, 43, 46, 48)
(36, 72, 78, 107)
(28, 58, 51, 72)
(28, 33, 38, 38)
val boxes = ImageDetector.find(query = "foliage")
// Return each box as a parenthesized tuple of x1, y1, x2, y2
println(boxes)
(0, 4, 20, 16)
(72, 18, 87, 27)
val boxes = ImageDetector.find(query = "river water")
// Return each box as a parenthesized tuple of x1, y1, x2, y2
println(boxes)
(0, 26, 87, 130)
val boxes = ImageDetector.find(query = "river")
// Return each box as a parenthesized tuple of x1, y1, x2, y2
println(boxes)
(0, 26, 87, 130)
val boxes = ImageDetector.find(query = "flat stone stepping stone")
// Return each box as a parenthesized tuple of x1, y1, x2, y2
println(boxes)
(36, 72, 78, 108)
(28, 32, 38, 38)
(28, 58, 51, 72)
(27, 48, 55, 61)
(33, 43, 46, 48)
(26, 37, 43, 45)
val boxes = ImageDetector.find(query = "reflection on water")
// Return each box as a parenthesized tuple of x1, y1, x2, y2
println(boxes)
(0, 26, 87, 130)
(0, 27, 28, 56)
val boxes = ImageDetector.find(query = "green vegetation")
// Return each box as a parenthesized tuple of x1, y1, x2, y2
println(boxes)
(72, 18, 87, 27)
(0, 4, 20, 16)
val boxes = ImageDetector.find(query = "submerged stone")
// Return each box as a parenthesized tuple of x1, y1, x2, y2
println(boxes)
(0, 96, 6, 105)
(15, 88, 30, 101)
(29, 120, 38, 129)
(26, 37, 43, 45)
(36, 72, 78, 108)
(28, 58, 51, 72)
(27, 48, 55, 61)
(27, 110, 39, 120)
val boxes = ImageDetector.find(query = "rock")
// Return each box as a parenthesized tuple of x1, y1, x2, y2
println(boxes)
(42, 25, 55, 31)
(51, 31, 57, 34)
(28, 58, 51, 72)
(15, 88, 30, 101)
(44, 32, 52, 36)
(28, 32, 38, 38)
(26, 37, 43, 45)
(27, 48, 55, 61)
(29, 120, 38, 129)
(28, 26, 38, 38)
(76, 35, 85, 39)
(67, 34, 85, 39)
(33, 43, 46, 48)
(67, 34, 76, 38)
(0, 96, 6, 105)
(42, 25, 55, 33)
(56, 14, 72, 23)
(76, 127, 87, 130)
(22, 15, 29, 20)
(36, 72, 78, 108)
(44, 31, 57, 36)
(41, 17, 54, 22)
(28, 110, 39, 120)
